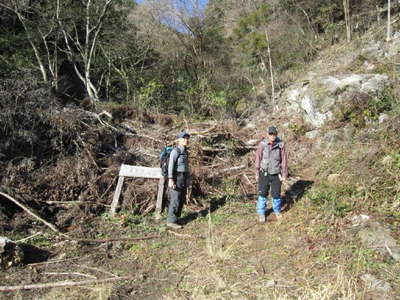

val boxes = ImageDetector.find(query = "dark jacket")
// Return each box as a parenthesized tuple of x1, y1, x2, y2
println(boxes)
(168, 145, 189, 179)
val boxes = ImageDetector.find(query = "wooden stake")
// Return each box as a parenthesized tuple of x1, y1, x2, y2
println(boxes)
(155, 177, 165, 220)
(110, 176, 125, 216)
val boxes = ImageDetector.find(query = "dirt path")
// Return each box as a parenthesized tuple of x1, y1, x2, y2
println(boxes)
(2, 172, 399, 299)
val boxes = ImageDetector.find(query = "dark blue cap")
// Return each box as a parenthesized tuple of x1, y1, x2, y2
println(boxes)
(267, 126, 278, 134)
(177, 131, 190, 139)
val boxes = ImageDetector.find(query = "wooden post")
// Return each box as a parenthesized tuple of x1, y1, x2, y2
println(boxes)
(155, 177, 166, 220)
(110, 176, 125, 217)
(111, 164, 163, 218)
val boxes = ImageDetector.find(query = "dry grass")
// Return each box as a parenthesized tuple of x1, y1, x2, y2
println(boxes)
(205, 209, 248, 261)
(154, 191, 399, 299)
(40, 284, 113, 300)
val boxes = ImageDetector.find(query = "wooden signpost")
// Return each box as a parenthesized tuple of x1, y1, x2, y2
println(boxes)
(111, 164, 165, 219)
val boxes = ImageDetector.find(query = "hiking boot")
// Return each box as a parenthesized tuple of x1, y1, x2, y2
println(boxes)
(258, 214, 266, 223)
(166, 222, 183, 229)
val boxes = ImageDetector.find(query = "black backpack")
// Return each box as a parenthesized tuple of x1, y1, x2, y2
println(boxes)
(160, 146, 173, 177)
(160, 146, 183, 177)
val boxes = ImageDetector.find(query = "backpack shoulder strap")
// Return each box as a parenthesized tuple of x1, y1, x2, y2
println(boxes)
(172, 146, 182, 163)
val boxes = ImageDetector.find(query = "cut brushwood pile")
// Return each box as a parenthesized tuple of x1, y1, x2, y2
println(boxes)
(0, 107, 260, 236)
(117, 118, 258, 207)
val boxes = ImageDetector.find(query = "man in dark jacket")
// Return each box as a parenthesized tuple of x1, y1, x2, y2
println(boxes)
(167, 131, 190, 229)
(255, 126, 288, 223)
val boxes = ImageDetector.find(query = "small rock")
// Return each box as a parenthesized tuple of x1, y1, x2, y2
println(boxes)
(379, 113, 389, 124)
(327, 173, 341, 184)
(361, 273, 392, 294)
(305, 130, 319, 139)
(363, 61, 376, 71)
(381, 155, 394, 167)
(264, 279, 277, 288)
(244, 123, 256, 129)
(392, 201, 400, 209)
(351, 214, 371, 227)
(358, 222, 400, 261)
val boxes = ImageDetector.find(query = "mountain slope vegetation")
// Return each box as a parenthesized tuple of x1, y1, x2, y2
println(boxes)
(0, 0, 399, 299)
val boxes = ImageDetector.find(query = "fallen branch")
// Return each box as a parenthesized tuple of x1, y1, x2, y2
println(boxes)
(133, 133, 163, 143)
(242, 174, 252, 185)
(98, 176, 117, 201)
(202, 145, 255, 153)
(60, 234, 159, 243)
(76, 265, 118, 278)
(167, 230, 193, 239)
(206, 164, 247, 179)
(0, 276, 132, 292)
(28, 255, 93, 267)
(189, 123, 217, 136)
(43, 272, 97, 279)
(134, 148, 158, 158)
(0, 192, 60, 233)
(141, 203, 155, 217)
(38, 201, 111, 207)
(120, 126, 163, 144)
(16, 232, 43, 243)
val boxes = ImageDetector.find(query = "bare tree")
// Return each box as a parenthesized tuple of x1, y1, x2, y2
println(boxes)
(264, 29, 275, 103)
(0, 0, 55, 84)
(142, 0, 222, 111)
(0, 0, 114, 97)
(387, 0, 392, 42)
(343, 0, 351, 42)
(58, 0, 114, 100)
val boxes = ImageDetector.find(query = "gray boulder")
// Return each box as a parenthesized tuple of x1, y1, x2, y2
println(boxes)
(282, 74, 389, 129)
(357, 222, 400, 261)
(361, 273, 393, 300)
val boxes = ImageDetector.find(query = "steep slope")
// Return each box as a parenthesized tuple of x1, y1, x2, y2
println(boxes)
(1, 27, 399, 300)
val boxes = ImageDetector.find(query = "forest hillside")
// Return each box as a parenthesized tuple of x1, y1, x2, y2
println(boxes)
(0, 0, 399, 299)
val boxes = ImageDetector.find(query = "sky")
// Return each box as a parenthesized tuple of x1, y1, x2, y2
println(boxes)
(135, 0, 209, 11)
(135, 0, 210, 32)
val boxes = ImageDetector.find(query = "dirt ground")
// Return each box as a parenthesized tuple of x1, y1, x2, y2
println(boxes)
(1, 107, 399, 299)
(1, 169, 399, 300)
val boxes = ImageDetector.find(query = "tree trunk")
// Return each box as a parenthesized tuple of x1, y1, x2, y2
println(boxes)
(10, 3, 48, 83)
(343, 0, 351, 42)
(387, 0, 392, 42)
(265, 29, 275, 104)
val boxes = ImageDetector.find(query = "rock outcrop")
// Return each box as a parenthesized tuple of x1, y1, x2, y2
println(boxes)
(281, 73, 389, 129)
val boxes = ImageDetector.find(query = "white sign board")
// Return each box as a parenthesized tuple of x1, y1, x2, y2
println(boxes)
(119, 164, 162, 179)
(111, 164, 165, 218)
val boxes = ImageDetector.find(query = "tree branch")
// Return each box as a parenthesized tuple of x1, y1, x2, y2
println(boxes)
(0, 192, 60, 233)
(0, 276, 132, 292)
